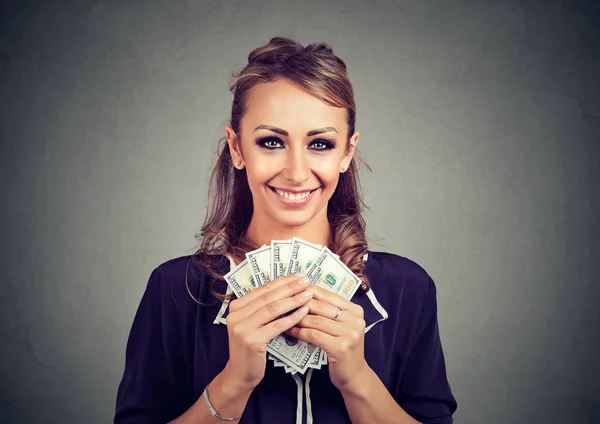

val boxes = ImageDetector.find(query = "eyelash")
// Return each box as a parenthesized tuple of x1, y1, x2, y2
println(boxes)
(256, 136, 336, 151)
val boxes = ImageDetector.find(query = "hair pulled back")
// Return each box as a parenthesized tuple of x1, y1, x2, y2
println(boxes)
(187, 36, 370, 302)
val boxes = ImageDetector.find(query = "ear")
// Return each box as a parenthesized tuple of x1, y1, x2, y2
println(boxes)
(225, 125, 244, 169)
(340, 131, 359, 173)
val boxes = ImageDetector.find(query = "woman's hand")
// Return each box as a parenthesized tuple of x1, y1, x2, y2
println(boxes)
(286, 286, 369, 393)
(223, 273, 313, 392)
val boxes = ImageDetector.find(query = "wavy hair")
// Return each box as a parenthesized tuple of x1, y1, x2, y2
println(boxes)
(187, 36, 371, 303)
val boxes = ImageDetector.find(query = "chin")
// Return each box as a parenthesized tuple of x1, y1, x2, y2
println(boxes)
(270, 209, 321, 229)
(250, 184, 332, 230)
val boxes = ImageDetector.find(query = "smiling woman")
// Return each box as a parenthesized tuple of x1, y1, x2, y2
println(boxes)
(114, 36, 457, 424)
(227, 78, 359, 250)
(196, 38, 370, 295)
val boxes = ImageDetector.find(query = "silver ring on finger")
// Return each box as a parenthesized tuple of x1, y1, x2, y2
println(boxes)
(333, 306, 344, 320)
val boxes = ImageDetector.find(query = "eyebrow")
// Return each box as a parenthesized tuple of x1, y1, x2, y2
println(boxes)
(253, 125, 338, 136)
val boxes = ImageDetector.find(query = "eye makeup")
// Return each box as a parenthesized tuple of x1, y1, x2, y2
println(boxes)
(255, 136, 337, 151)
(255, 136, 284, 149)
(309, 139, 336, 150)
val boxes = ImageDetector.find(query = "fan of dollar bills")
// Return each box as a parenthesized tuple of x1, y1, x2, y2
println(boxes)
(224, 237, 362, 375)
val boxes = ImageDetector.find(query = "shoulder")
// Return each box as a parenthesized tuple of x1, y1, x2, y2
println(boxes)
(364, 250, 436, 311)
(366, 251, 433, 283)
(153, 254, 200, 282)
(142, 254, 220, 310)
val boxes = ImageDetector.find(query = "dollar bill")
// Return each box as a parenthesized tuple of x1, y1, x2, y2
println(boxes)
(285, 237, 323, 275)
(272, 358, 285, 367)
(306, 247, 362, 300)
(272, 359, 298, 374)
(307, 347, 323, 369)
(301, 247, 362, 370)
(270, 354, 288, 370)
(272, 351, 309, 372)
(278, 238, 327, 372)
(320, 349, 328, 365)
(224, 258, 259, 298)
(225, 239, 361, 374)
(267, 333, 318, 374)
(226, 253, 316, 373)
(271, 240, 293, 279)
(246, 245, 272, 286)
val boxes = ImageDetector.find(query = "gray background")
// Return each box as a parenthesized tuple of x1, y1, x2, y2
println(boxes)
(1, 0, 599, 423)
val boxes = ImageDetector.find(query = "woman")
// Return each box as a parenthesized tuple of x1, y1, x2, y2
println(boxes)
(114, 36, 457, 424)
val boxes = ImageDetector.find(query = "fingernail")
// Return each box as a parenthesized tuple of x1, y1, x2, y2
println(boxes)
(298, 306, 309, 315)
(300, 290, 313, 299)
(294, 272, 305, 277)
(297, 277, 310, 285)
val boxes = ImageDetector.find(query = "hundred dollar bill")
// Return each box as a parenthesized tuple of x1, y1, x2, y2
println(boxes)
(267, 333, 318, 374)
(272, 351, 313, 373)
(306, 247, 362, 300)
(224, 259, 259, 298)
(302, 247, 360, 369)
(273, 359, 298, 375)
(286, 237, 323, 275)
(274, 353, 318, 373)
(275, 238, 326, 372)
(246, 245, 272, 286)
(270, 355, 289, 370)
(320, 349, 328, 366)
(272, 358, 285, 368)
(271, 240, 293, 279)
(307, 347, 323, 369)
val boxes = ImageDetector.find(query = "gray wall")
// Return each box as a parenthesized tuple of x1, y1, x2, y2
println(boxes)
(1, 1, 598, 423)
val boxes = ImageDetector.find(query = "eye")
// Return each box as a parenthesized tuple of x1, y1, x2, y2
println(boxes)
(309, 139, 336, 151)
(257, 137, 284, 149)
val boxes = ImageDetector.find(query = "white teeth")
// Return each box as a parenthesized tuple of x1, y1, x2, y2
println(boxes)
(275, 188, 311, 200)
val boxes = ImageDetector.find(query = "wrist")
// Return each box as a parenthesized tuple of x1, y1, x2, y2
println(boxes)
(221, 361, 258, 395)
(337, 362, 374, 399)
(204, 365, 254, 419)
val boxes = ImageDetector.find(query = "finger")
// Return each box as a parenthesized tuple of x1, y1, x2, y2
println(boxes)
(308, 294, 347, 321)
(309, 286, 363, 318)
(233, 273, 305, 308)
(258, 304, 311, 342)
(295, 314, 344, 336)
(239, 276, 311, 320)
(231, 274, 309, 316)
(305, 298, 349, 322)
(246, 289, 314, 328)
(286, 326, 336, 352)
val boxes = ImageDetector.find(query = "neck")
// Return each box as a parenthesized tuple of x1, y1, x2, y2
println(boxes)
(246, 212, 331, 248)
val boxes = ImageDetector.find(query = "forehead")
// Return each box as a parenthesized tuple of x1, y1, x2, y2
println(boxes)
(242, 79, 347, 134)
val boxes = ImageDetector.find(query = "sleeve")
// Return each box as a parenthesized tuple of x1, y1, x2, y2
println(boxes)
(114, 267, 194, 424)
(397, 277, 458, 424)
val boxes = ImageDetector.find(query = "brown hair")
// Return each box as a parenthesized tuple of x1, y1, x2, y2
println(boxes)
(187, 36, 370, 303)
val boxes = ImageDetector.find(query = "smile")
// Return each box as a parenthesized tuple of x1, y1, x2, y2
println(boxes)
(268, 186, 320, 205)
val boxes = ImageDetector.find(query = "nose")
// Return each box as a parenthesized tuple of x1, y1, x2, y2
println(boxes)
(283, 146, 310, 185)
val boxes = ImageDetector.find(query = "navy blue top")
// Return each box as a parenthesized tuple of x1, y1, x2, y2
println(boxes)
(114, 251, 457, 423)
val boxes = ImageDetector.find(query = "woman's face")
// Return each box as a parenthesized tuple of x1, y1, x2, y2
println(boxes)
(226, 78, 359, 230)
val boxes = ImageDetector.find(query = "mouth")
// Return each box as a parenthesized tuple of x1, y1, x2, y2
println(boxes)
(268, 186, 321, 204)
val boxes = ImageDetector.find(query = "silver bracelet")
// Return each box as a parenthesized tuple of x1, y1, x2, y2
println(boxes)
(202, 385, 242, 421)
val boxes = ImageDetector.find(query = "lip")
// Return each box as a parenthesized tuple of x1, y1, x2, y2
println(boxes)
(268, 186, 320, 207)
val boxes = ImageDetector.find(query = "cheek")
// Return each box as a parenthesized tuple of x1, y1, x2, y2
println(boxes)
(244, 155, 282, 189)
(245, 167, 269, 190)
(309, 158, 341, 187)
(311, 169, 340, 195)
